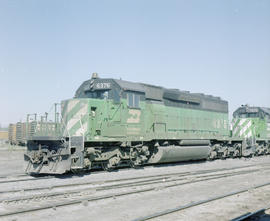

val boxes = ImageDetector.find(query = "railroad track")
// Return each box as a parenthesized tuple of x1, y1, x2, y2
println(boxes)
(132, 183, 270, 221)
(0, 170, 100, 185)
(0, 163, 267, 195)
(0, 169, 261, 204)
(0, 164, 269, 218)
(0, 159, 269, 186)
(0, 174, 54, 184)
(0, 173, 27, 179)
(0, 159, 268, 185)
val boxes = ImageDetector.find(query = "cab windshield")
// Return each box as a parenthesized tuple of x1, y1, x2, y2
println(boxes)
(85, 90, 109, 99)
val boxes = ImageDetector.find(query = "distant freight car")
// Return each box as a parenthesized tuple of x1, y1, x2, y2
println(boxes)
(16, 122, 27, 146)
(8, 124, 17, 145)
(0, 131, 8, 140)
(8, 121, 37, 146)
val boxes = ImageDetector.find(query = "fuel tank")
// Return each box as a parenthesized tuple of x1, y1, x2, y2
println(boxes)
(148, 145, 210, 164)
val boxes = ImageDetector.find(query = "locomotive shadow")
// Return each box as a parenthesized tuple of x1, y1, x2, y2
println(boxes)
(28, 167, 123, 179)
(28, 160, 210, 179)
(150, 159, 207, 168)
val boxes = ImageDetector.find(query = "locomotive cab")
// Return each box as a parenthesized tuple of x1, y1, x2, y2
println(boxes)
(232, 105, 270, 139)
(232, 105, 270, 156)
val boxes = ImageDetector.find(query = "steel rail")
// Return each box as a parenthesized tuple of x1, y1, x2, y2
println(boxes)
(0, 176, 54, 184)
(0, 163, 267, 195)
(0, 172, 189, 194)
(0, 173, 27, 179)
(0, 168, 267, 217)
(132, 183, 270, 221)
(0, 160, 269, 186)
(0, 169, 252, 203)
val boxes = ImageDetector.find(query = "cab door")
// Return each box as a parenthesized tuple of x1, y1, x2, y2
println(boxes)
(126, 92, 144, 138)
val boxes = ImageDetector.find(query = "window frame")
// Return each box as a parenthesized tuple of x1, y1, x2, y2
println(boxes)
(127, 92, 140, 109)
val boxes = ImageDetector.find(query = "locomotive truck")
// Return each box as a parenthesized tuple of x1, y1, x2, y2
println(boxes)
(24, 73, 270, 174)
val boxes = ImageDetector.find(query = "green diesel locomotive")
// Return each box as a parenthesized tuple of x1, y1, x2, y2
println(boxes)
(232, 105, 270, 155)
(24, 74, 270, 174)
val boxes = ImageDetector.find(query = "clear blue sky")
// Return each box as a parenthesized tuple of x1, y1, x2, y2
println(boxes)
(0, 0, 269, 126)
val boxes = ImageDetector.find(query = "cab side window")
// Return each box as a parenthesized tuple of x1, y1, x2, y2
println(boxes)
(127, 92, 140, 108)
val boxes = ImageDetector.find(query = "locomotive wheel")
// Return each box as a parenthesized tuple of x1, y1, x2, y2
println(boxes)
(128, 160, 141, 169)
(208, 151, 217, 160)
(70, 169, 84, 174)
(101, 162, 114, 172)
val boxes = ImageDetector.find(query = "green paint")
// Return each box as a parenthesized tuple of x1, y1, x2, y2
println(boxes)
(58, 97, 229, 142)
(232, 117, 270, 139)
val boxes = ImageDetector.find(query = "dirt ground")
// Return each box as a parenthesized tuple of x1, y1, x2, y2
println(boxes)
(0, 145, 25, 176)
(0, 146, 270, 221)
